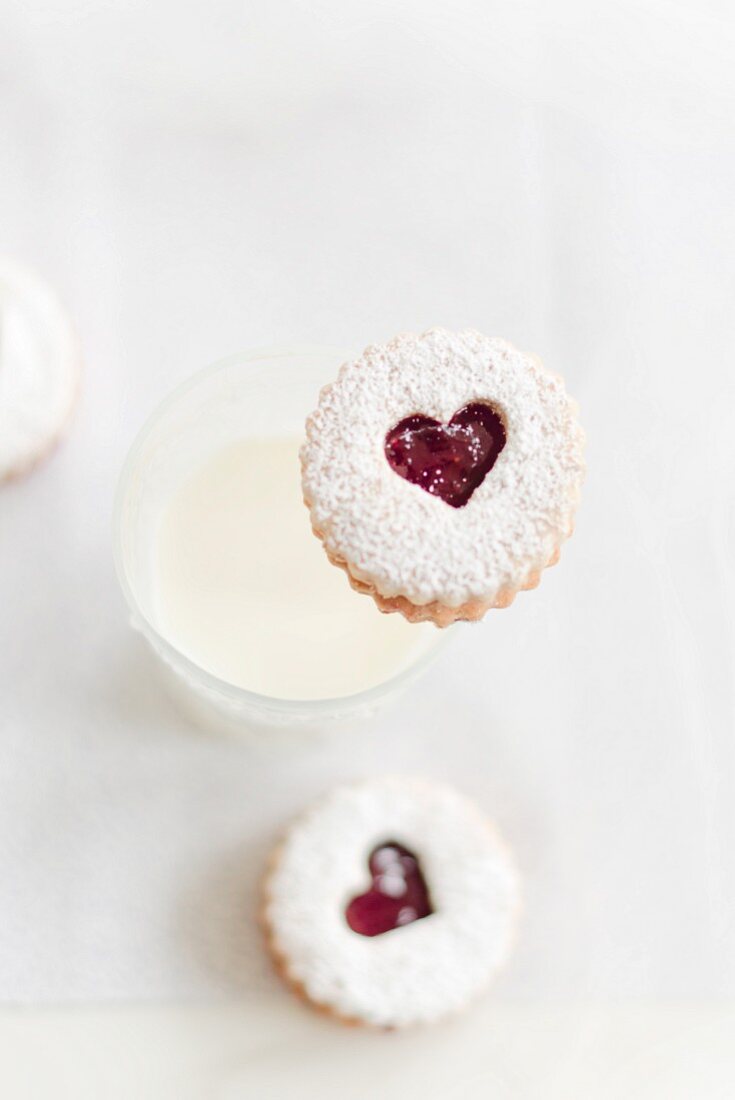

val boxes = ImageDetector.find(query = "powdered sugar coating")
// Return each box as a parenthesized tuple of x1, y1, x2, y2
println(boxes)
(301, 329, 584, 610)
(263, 776, 520, 1028)
(0, 259, 80, 482)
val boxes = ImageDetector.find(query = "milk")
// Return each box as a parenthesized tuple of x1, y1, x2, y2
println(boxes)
(155, 438, 437, 700)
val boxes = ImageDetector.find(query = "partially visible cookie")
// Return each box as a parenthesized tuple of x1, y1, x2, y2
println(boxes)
(262, 776, 520, 1028)
(301, 328, 584, 626)
(0, 258, 81, 483)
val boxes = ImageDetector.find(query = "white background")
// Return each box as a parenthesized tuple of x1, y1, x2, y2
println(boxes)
(1, 0, 734, 1094)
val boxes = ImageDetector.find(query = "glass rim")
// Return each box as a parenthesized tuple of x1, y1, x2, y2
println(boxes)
(112, 345, 449, 717)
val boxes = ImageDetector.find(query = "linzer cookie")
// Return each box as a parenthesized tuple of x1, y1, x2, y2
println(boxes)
(301, 328, 584, 626)
(0, 258, 80, 483)
(262, 776, 520, 1028)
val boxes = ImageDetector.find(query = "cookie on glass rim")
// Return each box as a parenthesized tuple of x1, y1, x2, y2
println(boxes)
(0, 258, 81, 484)
(301, 328, 584, 626)
(262, 776, 520, 1029)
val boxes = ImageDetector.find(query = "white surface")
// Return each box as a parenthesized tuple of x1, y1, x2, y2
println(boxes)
(1, 0, 734, 1085)
(1, 998, 735, 1100)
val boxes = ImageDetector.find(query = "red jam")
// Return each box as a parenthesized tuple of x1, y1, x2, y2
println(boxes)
(384, 402, 506, 508)
(345, 842, 433, 937)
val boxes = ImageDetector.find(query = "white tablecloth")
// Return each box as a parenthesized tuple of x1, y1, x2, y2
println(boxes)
(1, 0, 734, 1005)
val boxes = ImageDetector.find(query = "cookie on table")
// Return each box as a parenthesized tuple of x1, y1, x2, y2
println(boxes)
(262, 776, 520, 1028)
(301, 328, 584, 626)
(0, 258, 81, 483)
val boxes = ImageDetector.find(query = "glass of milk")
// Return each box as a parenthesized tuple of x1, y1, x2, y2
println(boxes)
(113, 347, 446, 733)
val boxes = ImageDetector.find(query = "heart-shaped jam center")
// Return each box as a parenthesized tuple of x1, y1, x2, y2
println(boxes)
(345, 841, 433, 937)
(384, 402, 506, 508)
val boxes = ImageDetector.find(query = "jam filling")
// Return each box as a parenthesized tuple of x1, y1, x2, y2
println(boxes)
(345, 841, 433, 937)
(384, 402, 506, 508)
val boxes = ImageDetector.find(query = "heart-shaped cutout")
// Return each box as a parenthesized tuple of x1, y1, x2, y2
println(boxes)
(384, 402, 506, 508)
(345, 841, 433, 937)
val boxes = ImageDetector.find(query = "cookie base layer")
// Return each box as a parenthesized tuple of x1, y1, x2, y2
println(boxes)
(0, 259, 82, 483)
(0, 385, 80, 485)
(261, 777, 521, 1027)
(310, 519, 564, 627)
(300, 330, 584, 622)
